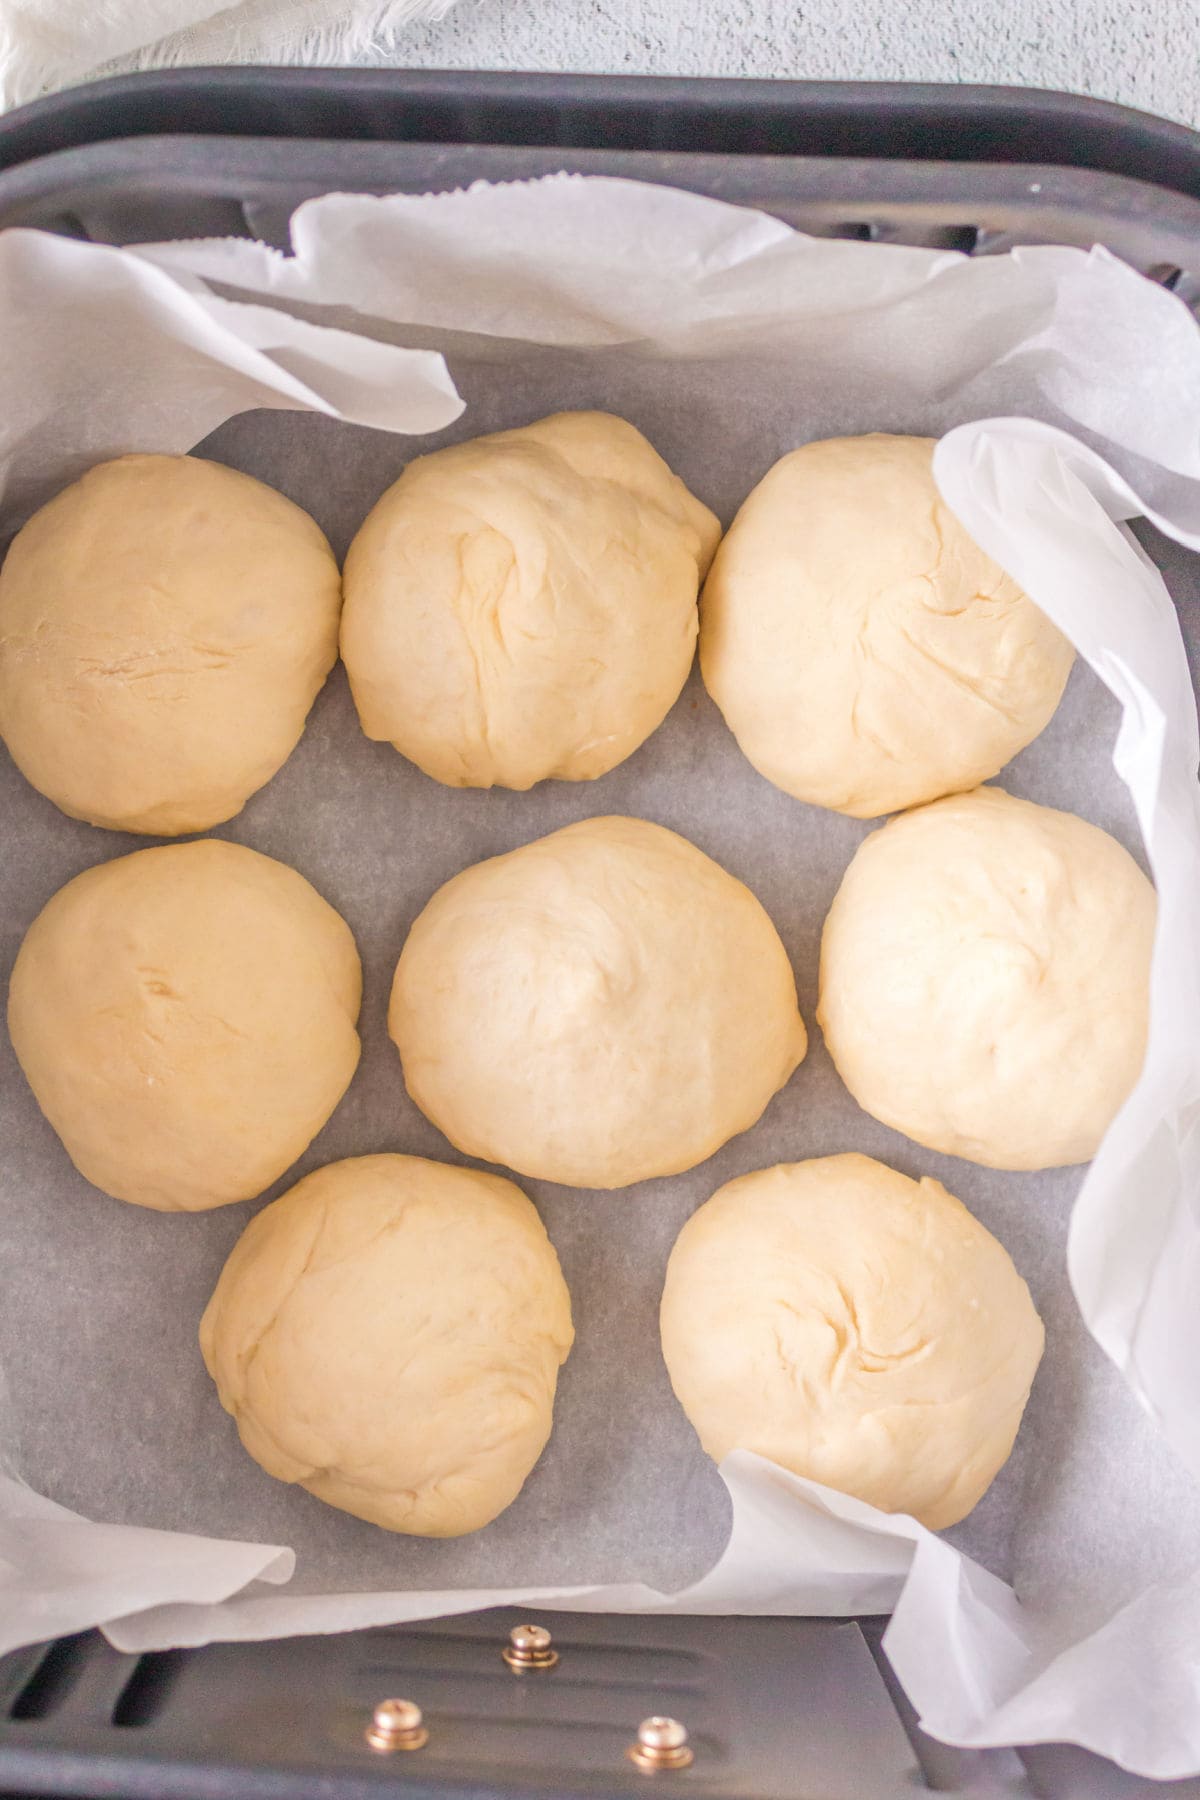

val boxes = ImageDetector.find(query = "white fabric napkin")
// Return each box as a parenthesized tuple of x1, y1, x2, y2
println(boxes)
(0, 0, 461, 113)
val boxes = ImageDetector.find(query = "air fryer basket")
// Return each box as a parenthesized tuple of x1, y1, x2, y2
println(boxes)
(2, 70, 1200, 1800)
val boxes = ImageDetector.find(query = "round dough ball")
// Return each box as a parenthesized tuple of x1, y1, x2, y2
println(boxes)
(700, 434, 1075, 818)
(390, 815, 807, 1188)
(8, 839, 361, 1211)
(660, 1153, 1044, 1530)
(200, 1154, 574, 1536)
(818, 786, 1155, 1169)
(0, 454, 341, 834)
(341, 411, 720, 789)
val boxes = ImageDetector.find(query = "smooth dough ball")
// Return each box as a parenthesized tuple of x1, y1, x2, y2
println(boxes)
(390, 815, 807, 1188)
(200, 1154, 574, 1536)
(0, 454, 341, 834)
(341, 411, 720, 789)
(660, 1153, 1044, 1530)
(818, 786, 1155, 1169)
(8, 839, 361, 1210)
(700, 434, 1075, 818)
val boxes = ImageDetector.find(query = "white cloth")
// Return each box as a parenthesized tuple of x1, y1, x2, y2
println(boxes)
(0, 0, 461, 113)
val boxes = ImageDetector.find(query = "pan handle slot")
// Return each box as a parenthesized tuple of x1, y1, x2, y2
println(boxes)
(9, 1635, 91, 1721)
(112, 1649, 188, 1728)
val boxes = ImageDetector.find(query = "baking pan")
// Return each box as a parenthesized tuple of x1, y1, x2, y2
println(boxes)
(1, 71, 1200, 306)
(3, 68, 1200, 1800)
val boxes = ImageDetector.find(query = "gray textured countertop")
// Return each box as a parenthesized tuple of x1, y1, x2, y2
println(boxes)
(378, 0, 1198, 130)
(82, 0, 1199, 135)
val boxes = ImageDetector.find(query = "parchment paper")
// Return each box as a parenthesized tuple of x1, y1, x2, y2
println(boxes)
(3, 177, 1200, 1776)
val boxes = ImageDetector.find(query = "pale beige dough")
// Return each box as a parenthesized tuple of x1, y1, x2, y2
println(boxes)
(200, 1153, 574, 1536)
(818, 786, 1155, 1170)
(660, 1153, 1044, 1530)
(340, 411, 720, 789)
(700, 434, 1075, 818)
(8, 839, 361, 1211)
(389, 815, 807, 1189)
(0, 454, 341, 834)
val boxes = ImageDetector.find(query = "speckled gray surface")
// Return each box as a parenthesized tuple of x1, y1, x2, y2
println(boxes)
(360, 0, 1200, 131)
(115, 0, 1200, 133)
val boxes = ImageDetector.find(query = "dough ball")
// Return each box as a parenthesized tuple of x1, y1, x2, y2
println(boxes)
(660, 1153, 1044, 1530)
(341, 411, 720, 789)
(818, 786, 1155, 1169)
(700, 434, 1075, 818)
(0, 454, 341, 834)
(390, 815, 807, 1188)
(200, 1154, 574, 1536)
(8, 839, 361, 1210)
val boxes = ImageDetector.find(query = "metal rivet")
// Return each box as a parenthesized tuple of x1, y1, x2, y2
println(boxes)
(365, 1698, 428, 1752)
(502, 1621, 558, 1672)
(627, 1716, 694, 1773)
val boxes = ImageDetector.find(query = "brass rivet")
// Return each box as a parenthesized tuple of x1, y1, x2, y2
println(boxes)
(627, 1716, 694, 1773)
(502, 1621, 558, 1672)
(365, 1698, 429, 1752)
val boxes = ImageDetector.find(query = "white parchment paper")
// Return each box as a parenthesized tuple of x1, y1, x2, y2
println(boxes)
(4, 177, 1200, 1777)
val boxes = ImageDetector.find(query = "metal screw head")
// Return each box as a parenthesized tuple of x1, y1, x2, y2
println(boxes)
(628, 1716, 694, 1772)
(374, 1700, 422, 1732)
(639, 1718, 688, 1751)
(365, 1697, 428, 1752)
(502, 1621, 558, 1671)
